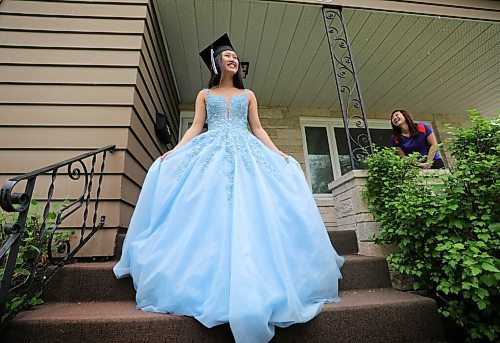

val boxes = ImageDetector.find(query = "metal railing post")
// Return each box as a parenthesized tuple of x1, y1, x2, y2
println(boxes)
(322, 6, 373, 170)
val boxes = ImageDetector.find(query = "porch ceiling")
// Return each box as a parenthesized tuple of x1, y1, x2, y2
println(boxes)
(156, 0, 500, 116)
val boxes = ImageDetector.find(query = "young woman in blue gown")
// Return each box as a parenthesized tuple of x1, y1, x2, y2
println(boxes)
(113, 33, 344, 343)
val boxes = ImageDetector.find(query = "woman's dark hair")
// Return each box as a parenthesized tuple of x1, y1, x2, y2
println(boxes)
(208, 51, 245, 89)
(391, 109, 419, 137)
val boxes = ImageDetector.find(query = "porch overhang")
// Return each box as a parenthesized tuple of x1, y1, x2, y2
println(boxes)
(155, 0, 500, 116)
(267, 0, 500, 22)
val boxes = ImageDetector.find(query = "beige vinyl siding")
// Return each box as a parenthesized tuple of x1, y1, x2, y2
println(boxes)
(0, 48, 141, 66)
(0, 105, 132, 126)
(123, 151, 149, 189)
(0, 0, 180, 257)
(144, 4, 180, 132)
(126, 0, 180, 203)
(0, 0, 148, 18)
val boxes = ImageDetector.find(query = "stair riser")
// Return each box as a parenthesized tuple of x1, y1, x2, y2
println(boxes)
(44, 272, 135, 302)
(114, 230, 359, 261)
(340, 257, 392, 290)
(3, 300, 443, 343)
(44, 256, 390, 302)
(5, 319, 234, 343)
(274, 299, 444, 343)
(328, 230, 359, 255)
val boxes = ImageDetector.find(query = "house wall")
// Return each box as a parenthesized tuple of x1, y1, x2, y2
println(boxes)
(0, 0, 179, 256)
(127, 0, 180, 210)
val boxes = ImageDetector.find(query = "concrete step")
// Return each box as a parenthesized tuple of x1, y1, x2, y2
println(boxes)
(328, 230, 358, 255)
(112, 233, 125, 261)
(45, 262, 135, 302)
(3, 288, 444, 343)
(44, 254, 390, 302)
(113, 230, 359, 261)
(340, 255, 391, 290)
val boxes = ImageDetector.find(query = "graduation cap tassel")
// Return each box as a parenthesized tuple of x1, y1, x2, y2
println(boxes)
(210, 47, 218, 75)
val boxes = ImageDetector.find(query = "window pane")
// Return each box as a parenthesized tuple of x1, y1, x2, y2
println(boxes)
(305, 127, 334, 194)
(185, 120, 208, 134)
(334, 127, 393, 175)
(369, 128, 393, 147)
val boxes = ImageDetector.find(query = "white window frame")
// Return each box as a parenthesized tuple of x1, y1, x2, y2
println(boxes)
(300, 117, 392, 196)
(179, 110, 195, 137)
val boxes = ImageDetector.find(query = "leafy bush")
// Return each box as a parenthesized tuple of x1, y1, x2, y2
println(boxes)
(0, 200, 74, 316)
(364, 111, 499, 342)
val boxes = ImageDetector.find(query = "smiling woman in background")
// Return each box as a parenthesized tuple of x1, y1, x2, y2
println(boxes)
(390, 109, 444, 169)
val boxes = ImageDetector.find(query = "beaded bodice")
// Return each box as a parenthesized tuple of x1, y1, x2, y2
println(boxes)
(205, 89, 249, 132)
(176, 88, 277, 200)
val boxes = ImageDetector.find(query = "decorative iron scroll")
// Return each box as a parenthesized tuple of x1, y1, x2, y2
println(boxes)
(0, 145, 115, 328)
(322, 6, 373, 170)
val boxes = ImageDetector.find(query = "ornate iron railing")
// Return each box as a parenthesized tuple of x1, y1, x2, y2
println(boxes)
(0, 145, 115, 328)
(322, 6, 373, 170)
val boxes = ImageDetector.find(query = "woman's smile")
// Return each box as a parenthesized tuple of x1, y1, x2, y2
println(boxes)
(221, 51, 239, 72)
(392, 112, 404, 126)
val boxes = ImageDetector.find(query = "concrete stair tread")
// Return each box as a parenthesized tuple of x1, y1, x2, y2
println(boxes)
(53, 254, 389, 276)
(343, 254, 387, 262)
(15, 288, 432, 322)
(6, 288, 443, 343)
(66, 254, 384, 271)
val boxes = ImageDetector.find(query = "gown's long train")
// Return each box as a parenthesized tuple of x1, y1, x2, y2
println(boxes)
(114, 89, 344, 343)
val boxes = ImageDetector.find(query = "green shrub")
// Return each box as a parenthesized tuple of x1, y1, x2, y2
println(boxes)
(0, 200, 74, 316)
(364, 111, 499, 342)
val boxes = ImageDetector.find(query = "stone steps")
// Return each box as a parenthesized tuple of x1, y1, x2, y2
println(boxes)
(2, 229, 444, 342)
(3, 288, 443, 343)
(43, 230, 389, 303)
(43, 254, 391, 302)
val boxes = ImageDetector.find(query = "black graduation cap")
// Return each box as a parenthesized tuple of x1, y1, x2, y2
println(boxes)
(199, 33, 235, 75)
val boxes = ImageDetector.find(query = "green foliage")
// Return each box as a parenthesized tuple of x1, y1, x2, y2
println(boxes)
(364, 111, 500, 342)
(0, 200, 74, 316)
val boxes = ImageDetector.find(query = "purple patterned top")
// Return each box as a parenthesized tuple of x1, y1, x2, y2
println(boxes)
(390, 122, 441, 160)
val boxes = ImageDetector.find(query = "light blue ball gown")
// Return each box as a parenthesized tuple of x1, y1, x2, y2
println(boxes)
(113, 88, 344, 343)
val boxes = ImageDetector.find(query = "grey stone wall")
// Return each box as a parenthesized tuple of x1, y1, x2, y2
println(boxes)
(328, 170, 397, 256)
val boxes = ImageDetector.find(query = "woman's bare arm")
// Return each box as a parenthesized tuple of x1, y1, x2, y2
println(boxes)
(247, 90, 288, 162)
(161, 90, 207, 161)
(395, 147, 406, 158)
(424, 132, 439, 167)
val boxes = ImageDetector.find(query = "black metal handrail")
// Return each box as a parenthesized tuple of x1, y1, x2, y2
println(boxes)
(0, 145, 116, 328)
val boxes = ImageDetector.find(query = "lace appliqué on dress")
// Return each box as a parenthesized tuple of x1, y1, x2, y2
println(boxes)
(176, 89, 278, 200)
